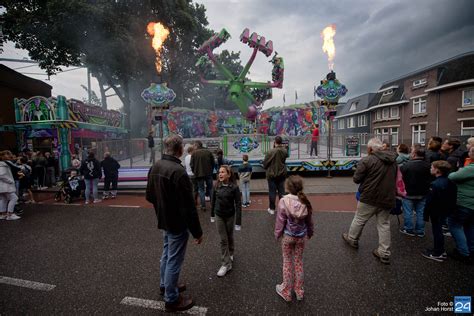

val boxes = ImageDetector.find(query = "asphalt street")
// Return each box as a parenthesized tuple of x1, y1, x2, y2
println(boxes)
(0, 202, 473, 315)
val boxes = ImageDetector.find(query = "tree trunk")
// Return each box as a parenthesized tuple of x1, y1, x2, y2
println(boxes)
(96, 73, 108, 110)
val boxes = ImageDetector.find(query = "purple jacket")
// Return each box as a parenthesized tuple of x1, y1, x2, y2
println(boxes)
(274, 194, 314, 239)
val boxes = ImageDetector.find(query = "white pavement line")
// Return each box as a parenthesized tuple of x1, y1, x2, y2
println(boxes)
(52, 203, 81, 206)
(109, 205, 141, 208)
(0, 276, 56, 291)
(121, 296, 207, 315)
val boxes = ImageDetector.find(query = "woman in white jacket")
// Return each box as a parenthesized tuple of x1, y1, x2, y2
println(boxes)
(0, 151, 20, 220)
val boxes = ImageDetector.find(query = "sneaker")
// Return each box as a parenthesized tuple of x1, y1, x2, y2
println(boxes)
(85, 200, 90, 205)
(275, 284, 292, 302)
(160, 283, 186, 296)
(416, 232, 425, 238)
(6, 213, 21, 221)
(217, 265, 231, 277)
(93, 199, 102, 203)
(443, 231, 452, 237)
(103, 195, 109, 200)
(210, 217, 215, 223)
(110, 195, 116, 199)
(421, 249, 446, 262)
(342, 233, 359, 249)
(205, 196, 210, 202)
(164, 294, 194, 312)
(267, 208, 275, 215)
(230, 255, 234, 262)
(399, 229, 415, 237)
(242, 204, 247, 208)
(0, 214, 7, 220)
(372, 249, 390, 265)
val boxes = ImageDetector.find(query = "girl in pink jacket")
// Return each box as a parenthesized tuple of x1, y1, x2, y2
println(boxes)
(274, 175, 314, 302)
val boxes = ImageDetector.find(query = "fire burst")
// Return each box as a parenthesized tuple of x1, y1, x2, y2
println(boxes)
(321, 24, 336, 70)
(147, 22, 170, 73)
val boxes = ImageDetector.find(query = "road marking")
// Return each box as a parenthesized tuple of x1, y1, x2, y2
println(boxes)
(0, 276, 56, 291)
(109, 205, 141, 208)
(52, 203, 81, 206)
(121, 296, 207, 315)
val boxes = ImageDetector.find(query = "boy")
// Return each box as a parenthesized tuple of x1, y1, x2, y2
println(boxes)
(421, 160, 457, 262)
(238, 154, 252, 207)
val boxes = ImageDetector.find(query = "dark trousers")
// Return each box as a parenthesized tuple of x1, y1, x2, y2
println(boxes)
(104, 175, 118, 191)
(34, 167, 46, 187)
(268, 176, 286, 210)
(310, 140, 318, 156)
(431, 216, 445, 255)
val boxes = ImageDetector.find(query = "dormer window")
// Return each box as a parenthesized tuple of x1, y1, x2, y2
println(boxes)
(413, 78, 427, 88)
(382, 89, 393, 96)
(349, 101, 358, 112)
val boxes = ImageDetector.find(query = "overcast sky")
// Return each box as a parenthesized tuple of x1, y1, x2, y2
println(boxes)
(2, 0, 474, 110)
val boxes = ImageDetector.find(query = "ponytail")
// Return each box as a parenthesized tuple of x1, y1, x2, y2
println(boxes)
(297, 191, 312, 213)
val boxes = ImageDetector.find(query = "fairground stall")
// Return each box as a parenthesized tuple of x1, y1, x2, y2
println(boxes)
(0, 95, 127, 170)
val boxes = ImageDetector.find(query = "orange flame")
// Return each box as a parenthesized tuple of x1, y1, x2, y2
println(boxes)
(321, 24, 336, 70)
(147, 22, 170, 73)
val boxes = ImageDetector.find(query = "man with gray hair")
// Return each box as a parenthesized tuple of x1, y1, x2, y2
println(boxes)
(146, 134, 203, 312)
(342, 138, 397, 264)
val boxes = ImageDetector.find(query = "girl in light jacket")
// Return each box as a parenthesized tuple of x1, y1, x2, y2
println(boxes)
(274, 175, 314, 302)
(0, 151, 20, 220)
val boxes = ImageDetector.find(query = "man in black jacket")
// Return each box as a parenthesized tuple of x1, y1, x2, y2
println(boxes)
(146, 134, 203, 312)
(400, 147, 432, 237)
(100, 152, 121, 199)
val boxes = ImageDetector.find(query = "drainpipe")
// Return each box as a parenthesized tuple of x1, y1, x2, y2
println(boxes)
(436, 91, 440, 136)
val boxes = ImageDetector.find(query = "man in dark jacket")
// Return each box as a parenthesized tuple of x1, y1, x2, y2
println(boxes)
(442, 139, 463, 171)
(263, 136, 288, 215)
(400, 147, 431, 237)
(100, 152, 121, 199)
(190, 140, 215, 212)
(146, 134, 203, 312)
(342, 138, 397, 265)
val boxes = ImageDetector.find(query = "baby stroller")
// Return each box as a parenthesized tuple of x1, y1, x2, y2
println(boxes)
(54, 170, 85, 204)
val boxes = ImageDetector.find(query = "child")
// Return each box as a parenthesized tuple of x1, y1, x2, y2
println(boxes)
(274, 175, 314, 302)
(238, 154, 252, 207)
(211, 165, 242, 277)
(421, 160, 457, 262)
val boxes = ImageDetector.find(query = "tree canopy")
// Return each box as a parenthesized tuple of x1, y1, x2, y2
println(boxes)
(0, 0, 243, 135)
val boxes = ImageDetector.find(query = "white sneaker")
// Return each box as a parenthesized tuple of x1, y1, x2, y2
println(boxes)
(205, 196, 210, 202)
(0, 214, 7, 220)
(230, 255, 234, 262)
(85, 200, 90, 205)
(217, 265, 231, 277)
(210, 217, 215, 223)
(6, 213, 21, 221)
(267, 208, 275, 215)
(93, 199, 102, 203)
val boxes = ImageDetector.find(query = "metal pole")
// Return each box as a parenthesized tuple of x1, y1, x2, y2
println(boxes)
(87, 67, 92, 104)
(327, 117, 332, 178)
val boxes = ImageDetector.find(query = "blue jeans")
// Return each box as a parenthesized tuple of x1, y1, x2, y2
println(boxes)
(197, 175, 213, 208)
(268, 176, 286, 210)
(402, 197, 426, 234)
(84, 178, 99, 201)
(448, 205, 474, 257)
(241, 181, 250, 205)
(160, 230, 189, 303)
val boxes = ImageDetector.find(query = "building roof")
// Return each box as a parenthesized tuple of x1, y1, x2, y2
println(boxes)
(0, 64, 52, 96)
(335, 93, 376, 118)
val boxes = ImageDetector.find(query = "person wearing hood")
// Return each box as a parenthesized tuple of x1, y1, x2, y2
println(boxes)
(101, 152, 121, 199)
(274, 175, 314, 302)
(0, 150, 20, 220)
(400, 147, 432, 238)
(80, 152, 102, 204)
(342, 138, 397, 265)
(396, 144, 410, 166)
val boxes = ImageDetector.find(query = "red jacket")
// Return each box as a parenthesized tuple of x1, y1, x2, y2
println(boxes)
(311, 128, 319, 141)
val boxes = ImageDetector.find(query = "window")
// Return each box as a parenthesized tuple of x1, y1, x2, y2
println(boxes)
(382, 89, 393, 96)
(360, 133, 369, 145)
(347, 117, 355, 128)
(463, 88, 474, 107)
(390, 106, 399, 118)
(413, 97, 427, 114)
(358, 114, 367, 127)
(382, 108, 389, 119)
(376, 110, 382, 120)
(374, 128, 381, 139)
(461, 119, 474, 136)
(381, 128, 389, 143)
(391, 127, 399, 145)
(413, 78, 427, 88)
(412, 124, 426, 145)
(338, 119, 345, 130)
(349, 102, 358, 111)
